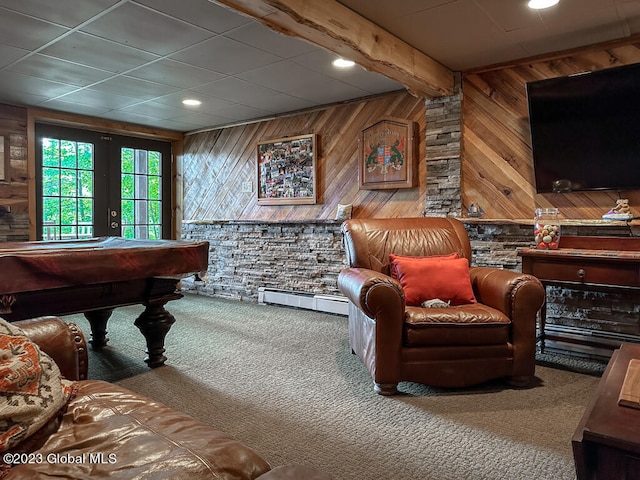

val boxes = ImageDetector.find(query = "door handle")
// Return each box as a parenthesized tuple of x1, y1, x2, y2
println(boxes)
(108, 209, 119, 229)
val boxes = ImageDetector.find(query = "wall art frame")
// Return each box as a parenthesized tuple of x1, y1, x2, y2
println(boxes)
(359, 117, 417, 190)
(257, 134, 317, 205)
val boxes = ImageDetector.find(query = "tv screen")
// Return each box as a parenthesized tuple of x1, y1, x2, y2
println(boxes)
(526, 62, 640, 193)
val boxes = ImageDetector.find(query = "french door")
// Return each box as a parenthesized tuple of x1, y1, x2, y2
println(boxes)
(35, 124, 172, 241)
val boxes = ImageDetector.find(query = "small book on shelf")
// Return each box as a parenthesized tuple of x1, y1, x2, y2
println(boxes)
(618, 359, 640, 410)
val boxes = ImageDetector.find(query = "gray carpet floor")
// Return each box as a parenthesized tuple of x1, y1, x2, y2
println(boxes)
(66, 294, 606, 480)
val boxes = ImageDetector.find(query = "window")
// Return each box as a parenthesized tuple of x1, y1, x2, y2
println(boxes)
(36, 124, 171, 241)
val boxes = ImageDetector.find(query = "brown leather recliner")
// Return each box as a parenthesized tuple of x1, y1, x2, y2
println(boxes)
(5, 317, 331, 480)
(338, 217, 545, 395)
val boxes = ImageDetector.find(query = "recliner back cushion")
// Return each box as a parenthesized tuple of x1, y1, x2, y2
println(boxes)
(341, 217, 472, 270)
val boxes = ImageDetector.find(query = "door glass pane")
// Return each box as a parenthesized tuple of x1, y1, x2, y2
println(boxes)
(121, 148, 162, 239)
(41, 138, 94, 241)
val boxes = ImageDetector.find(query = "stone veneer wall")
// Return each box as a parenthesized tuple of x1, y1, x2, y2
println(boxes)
(466, 220, 640, 339)
(424, 74, 462, 217)
(182, 220, 345, 301)
(182, 218, 640, 342)
(181, 219, 531, 303)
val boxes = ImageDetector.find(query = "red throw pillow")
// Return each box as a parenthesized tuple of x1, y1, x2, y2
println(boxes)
(389, 253, 477, 306)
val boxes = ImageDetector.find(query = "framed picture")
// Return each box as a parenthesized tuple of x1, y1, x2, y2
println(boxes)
(0, 136, 7, 182)
(257, 134, 317, 205)
(359, 118, 417, 190)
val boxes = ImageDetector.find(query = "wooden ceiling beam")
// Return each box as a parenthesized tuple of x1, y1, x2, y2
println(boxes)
(215, 0, 454, 98)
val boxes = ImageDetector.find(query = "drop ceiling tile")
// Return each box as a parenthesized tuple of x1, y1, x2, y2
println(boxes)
(225, 22, 318, 59)
(0, 45, 29, 69)
(152, 90, 236, 115)
(192, 77, 278, 103)
(237, 60, 326, 92)
(98, 108, 169, 127)
(0, 70, 79, 99)
(346, 72, 403, 94)
(620, 12, 640, 35)
(447, 42, 529, 71)
(126, 59, 225, 88)
(207, 103, 272, 122)
(619, 1, 640, 17)
(288, 77, 369, 105)
(39, 98, 112, 117)
(195, 76, 318, 114)
(338, 0, 457, 22)
(245, 92, 316, 113)
(0, 0, 119, 27)
(519, 22, 628, 58)
(80, 2, 214, 56)
(54, 88, 141, 110)
(167, 112, 236, 129)
(156, 118, 207, 132)
(0, 8, 69, 50)
(536, 2, 621, 31)
(117, 101, 198, 120)
(0, 0, 120, 28)
(170, 36, 281, 75)
(88, 76, 179, 101)
(470, 0, 546, 32)
(0, 89, 49, 107)
(291, 49, 403, 93)
(382, 2, 508, 69)
(7, 54, 113, 87)
(135, 0, 251, 33)
(40, 32, 159, 73)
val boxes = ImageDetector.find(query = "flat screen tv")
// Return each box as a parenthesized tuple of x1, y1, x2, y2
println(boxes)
(526, 62, 640, 193)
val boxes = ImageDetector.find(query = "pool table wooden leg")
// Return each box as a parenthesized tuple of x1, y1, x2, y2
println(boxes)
(134, 299, 177, 368)
(84, 308, 114, 349)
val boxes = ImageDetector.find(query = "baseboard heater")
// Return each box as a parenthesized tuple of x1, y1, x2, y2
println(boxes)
(542, 324, 640, 359)
(258, 287, 348, 316)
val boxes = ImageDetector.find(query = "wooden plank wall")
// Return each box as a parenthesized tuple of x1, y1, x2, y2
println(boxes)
(462, 43, 640, 221)
(0, 105, 27, 206)
(183, 91, 426, 221)
(0, 104, 29, 240)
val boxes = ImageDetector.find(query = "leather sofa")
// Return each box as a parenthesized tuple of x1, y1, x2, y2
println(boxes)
(338, 217, 545, 395)
(3, 316, 330, 480)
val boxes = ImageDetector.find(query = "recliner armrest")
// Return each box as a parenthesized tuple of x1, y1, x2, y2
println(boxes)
(337, 267, 404, 319)
(470, 267, 545, 319)
(13, 316, 88, 381)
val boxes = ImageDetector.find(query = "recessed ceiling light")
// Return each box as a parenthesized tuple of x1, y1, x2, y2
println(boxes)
(333, 58, 355, 68)
(182, 99, 202, 106)
(528, 0, 559, 9)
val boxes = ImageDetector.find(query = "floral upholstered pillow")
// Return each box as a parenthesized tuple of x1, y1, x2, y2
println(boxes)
(0, 318, 76, 452)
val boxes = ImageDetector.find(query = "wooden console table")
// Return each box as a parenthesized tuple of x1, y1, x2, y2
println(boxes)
(572, 343, 640, 480)
(519, 236, 640, 355)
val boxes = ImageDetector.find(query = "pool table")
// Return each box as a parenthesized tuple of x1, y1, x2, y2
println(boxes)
(0, 236, 209, 367)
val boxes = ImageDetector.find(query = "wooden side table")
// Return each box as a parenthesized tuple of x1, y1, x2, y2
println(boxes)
(572, 343, 640, 480)
(519, 236, 640, 354)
